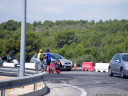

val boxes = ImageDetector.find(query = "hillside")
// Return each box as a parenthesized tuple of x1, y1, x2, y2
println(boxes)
(0, 19, 128, 66)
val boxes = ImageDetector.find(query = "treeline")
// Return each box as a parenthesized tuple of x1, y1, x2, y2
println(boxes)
(0, 19, 128, 66)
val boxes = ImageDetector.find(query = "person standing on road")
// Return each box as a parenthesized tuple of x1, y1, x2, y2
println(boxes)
(37, 49, 43, 69)
(7, 52, 13, 62)
(44, 49, 51, 73)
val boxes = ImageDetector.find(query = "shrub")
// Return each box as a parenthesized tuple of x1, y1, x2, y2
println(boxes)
(76, 54, 96, 67)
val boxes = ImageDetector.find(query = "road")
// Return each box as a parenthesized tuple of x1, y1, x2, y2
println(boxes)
(44, 70, 128, 96)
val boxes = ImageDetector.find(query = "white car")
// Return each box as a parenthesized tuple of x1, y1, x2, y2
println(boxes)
(30, 53, 73, 70)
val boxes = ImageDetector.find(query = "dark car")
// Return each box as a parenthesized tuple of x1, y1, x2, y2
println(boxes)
(108, 53, 128, 78)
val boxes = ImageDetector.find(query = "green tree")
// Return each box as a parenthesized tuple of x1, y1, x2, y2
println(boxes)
(55, 30, 76, 48)
(76, 54, 96, 67)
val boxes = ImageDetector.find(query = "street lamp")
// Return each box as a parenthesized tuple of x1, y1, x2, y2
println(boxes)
(19, 0, 27, 77)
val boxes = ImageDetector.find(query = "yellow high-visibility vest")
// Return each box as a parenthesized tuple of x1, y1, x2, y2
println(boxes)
(37, 53, 43, 61)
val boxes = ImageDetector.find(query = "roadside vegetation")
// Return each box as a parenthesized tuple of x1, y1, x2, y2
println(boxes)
(0, 19, 128, 66)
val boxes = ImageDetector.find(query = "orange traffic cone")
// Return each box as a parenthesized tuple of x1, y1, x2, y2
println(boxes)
(74, 61, 77, 69)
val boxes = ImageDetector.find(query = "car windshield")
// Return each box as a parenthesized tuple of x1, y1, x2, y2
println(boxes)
(51, 54, 64, 59)
(122, 54, 128, 61)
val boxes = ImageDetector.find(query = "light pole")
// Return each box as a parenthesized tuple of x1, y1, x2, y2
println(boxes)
(19, 0, 27, 77)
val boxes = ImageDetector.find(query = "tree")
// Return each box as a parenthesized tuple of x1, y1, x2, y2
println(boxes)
(1, 20, 19, 31)
(55, 30, 76, 48)
(43, 20, 54, 27)
(1, 19, 128, 63)
(76, 54, 96, 67)
(33, 21, 38, 27)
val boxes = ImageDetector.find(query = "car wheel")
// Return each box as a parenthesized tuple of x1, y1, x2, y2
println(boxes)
(108, 67, 113, 76)
(121, 69, 126, 79)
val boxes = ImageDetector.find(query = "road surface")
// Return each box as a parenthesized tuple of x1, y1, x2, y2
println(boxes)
(0, 70, 128, 96)
(44, 70, 128, 96)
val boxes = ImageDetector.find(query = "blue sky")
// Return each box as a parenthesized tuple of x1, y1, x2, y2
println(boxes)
(0, 0, 128, 24)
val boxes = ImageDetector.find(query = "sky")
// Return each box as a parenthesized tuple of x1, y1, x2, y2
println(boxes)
(0, 0, 128, 24)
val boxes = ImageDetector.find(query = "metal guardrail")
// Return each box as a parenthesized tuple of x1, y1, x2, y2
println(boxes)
(0, 67, 44, 76)
(20, 82, 48, 96)
(0, 67, 19, 75)
(0, 72, 43, 90)
(0, 72, 47, 96)
(0, 66, 48, 96)
(0, 68, 19, 72)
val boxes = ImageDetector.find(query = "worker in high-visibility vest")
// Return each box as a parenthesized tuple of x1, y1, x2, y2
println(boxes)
(37, 49, 43, 69)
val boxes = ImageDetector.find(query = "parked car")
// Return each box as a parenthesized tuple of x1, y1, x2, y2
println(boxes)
(108, 53, 128, 78)
(30, 53, 73, 70)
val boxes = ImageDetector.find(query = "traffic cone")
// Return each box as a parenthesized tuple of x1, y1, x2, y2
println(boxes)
(74, 61, 77, 69)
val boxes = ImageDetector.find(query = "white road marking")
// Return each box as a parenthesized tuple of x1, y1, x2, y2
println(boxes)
(63, 84, 87, 96)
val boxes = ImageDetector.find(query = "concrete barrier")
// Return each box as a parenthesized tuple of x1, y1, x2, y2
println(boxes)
(3, 63, 36, 69)
(3, 63, 15, 67)
(25, 63, 35, 69)
(95, 63, 109, 72)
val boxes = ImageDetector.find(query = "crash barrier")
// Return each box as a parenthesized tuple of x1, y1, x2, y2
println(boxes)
(20, 82, 48, 96)
(82, 62, 94, 71)
(0, 66, 43, 77)
(0, 72, 48, 96)
(2, 63, 46, 74)
(3, 63, 36, 69)
(95, 63, 109, 72)
(0, 67, 19, 76)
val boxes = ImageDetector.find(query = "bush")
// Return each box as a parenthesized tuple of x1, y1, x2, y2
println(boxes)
(76, 54, 96, 67)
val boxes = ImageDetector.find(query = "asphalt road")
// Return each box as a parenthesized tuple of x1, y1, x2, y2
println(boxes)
(44, 70, 128, 96)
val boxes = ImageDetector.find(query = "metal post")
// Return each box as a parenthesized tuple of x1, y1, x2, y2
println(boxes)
(34, 71, 38, 91)
(1, 90, 5, 96)
(19, 0, 27, 77)
(34, 83, 37, 91)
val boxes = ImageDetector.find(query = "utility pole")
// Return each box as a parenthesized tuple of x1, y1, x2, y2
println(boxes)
(19, 0, 27, 77)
